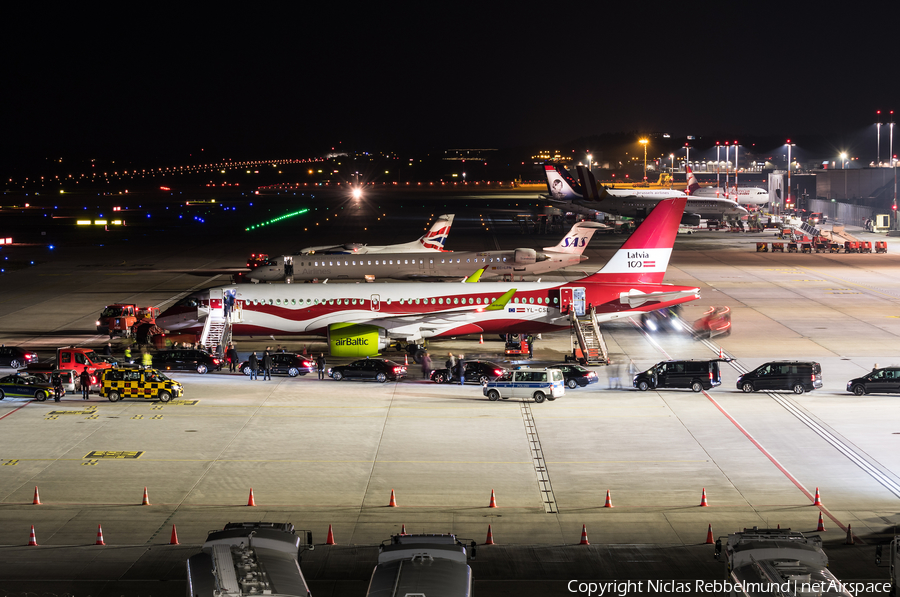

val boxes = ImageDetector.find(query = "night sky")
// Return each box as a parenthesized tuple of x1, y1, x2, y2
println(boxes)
(4, 4, 896, 168)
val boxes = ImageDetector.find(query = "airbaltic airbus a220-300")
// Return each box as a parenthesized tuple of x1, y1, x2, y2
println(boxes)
(157, 198, 700, 359)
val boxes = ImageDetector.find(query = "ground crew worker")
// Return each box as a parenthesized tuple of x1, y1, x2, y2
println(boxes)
(456, 355, 466, 385)
(124, 345, 132, 363)
(316, 352, 326, 380)
(80, 370, 91, 400)
(141, 348, 152, 368)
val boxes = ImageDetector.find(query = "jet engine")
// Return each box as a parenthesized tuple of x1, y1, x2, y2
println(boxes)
(328, 323, 388, 357)
(514, 248, 537, 264)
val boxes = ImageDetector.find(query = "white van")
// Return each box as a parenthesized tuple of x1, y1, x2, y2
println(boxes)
(482, 368, 565, 403)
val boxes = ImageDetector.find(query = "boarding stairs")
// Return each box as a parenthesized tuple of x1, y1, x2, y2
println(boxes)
(570, 307, 610, 365)
(198, 303, 241, 352)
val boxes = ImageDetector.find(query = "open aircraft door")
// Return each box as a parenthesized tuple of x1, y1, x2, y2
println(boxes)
(370, 294, 381, 312)
(559, 287, 586, 316)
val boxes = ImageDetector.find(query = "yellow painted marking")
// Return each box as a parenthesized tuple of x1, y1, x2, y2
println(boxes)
(3, 460, 19, 466)
(86, 414, 99, 420)
(151, 404, 164, 410)
(131, 414, 144, 420)
(796, 266, 900, 299)
(47, 408, 97, 415)
(151, 414, 163, 420)
(82, 460, 98, 466)
(44, 415, 58, 420)
(84, 451, 144, 459)
(166, 400, 198, 405)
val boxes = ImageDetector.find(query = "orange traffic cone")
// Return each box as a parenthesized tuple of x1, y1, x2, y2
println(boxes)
(484, 524, 495, 545)
(28, 525, 38, 546)
(816, 511, 826, 532)
(603, 490, 614, 508)
(247, 488, 257, 507)
(141, 486, 151, 506)
(404, 354, 409, 366)
(388, 489, 398, 507)
(479, 335, 484, 344)
(32, 486, 41, 505)
(777, 524, 781, 529)
(95, 524, 106, 545)
(718, 348, 724, 359)
(813, 487, 821, 506)
(700, 488, 709, 507)
(705, 524, 714, 544)
(400, 524, 407, 535)
(169, 525, 179, 545)
(325, 524, 335, 545)
(579, 524, 590, 545)
(488, 489, 497, 508)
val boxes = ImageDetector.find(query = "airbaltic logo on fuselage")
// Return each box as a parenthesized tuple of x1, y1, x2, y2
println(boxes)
(334, 337, 369, 346)
(627, 251, 656, 268)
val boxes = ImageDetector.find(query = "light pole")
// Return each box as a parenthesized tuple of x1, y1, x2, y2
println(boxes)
(670, 154, 674, 178)
(716, 142, 720, 195)
(724, 142, 730, 191)
(734, 140, 739, 189)
(587, 153, 592, 173)
(639, 139, 648, 182)
(840, 152, 848, 200)
(877, 110, 883, 166)
(786, 140, 795, 212)
(684, 143, 691, 172)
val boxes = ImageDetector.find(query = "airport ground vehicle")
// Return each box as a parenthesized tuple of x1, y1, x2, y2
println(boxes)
(186, 522, 314, 597)
(152, 348, 220, 374)
(367, 533, 473, 597)
(715, 527, 854, 597)
(99, 367, 183, 402)
(23, 369, 78, 394)
(483, 368, 565, 403)
(0, 346, 38, 369)
(430, 360, 507, 385)
(330, 359, 407, 382)
(634, 360, 722, 392)
(0, 374, 55, 401)
(239, 352, 315, 377)
(736, 361, 822, 394)
(847, 367, 900, 395)
(95, 303, 160, 337)
(26, 347, 112, 388)
(547, 363, 598, 388)
(692, 306, 732, 340)
(640, 305, 684, 333)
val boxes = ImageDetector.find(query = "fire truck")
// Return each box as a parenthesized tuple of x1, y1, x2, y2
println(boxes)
(95, 304, 160, 338)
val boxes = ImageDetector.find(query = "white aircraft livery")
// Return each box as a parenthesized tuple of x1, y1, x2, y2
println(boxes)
(157, 198, 701, 359)
(248, 220, 606, 282)
(686, 167, 768, 205)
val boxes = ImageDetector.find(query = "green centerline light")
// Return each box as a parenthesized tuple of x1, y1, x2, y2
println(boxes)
(245, 208, 310, 231)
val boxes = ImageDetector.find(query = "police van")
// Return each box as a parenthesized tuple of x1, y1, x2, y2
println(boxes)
(482, 367, 565, 403)
(99, 367, 183, 402)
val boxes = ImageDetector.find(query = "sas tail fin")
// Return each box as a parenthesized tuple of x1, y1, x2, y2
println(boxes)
(415, 214, 454, 251)
(543, 164, 583, 199)
(579, 197, 686, 285)
(544, 221, 606, 254)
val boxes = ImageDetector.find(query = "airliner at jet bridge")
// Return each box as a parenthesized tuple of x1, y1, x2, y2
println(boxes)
(157, 197, 700, 358)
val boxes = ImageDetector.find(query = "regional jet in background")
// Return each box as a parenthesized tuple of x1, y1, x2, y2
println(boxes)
(300, 213, 454, 254)
(686, 167, 769, 206)
(246, 220, 607, 283)
(158, 198, 699, 360)
(542, 164, 748, 224)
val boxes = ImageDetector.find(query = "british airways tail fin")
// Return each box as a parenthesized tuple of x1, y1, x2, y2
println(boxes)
(407, 214, 453, 251)
(543, 164, 583, 200)
(579, 197, 686, 285)
(544, 221, 605, 254)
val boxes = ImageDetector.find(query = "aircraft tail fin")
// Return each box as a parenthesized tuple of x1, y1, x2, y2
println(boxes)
(579, 197, 686, 285)
(543, 164, 583, 200)
(412, 214, 454, 251)
(685, 166, 700, 196)
(544, 221, 605, 254)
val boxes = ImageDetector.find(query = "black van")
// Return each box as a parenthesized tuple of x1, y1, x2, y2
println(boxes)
(633, 360, 722, 392)
(846, 367, 900, 395)
(736, 361, 822, 394)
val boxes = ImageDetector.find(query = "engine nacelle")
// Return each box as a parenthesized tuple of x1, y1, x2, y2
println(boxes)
(681, 213, 701, 226)
(343, 243, 365, 252)
(328, 323, 388, 357)
(514, 248, 537, 265)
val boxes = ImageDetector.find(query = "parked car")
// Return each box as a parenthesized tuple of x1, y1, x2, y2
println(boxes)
(239, 353, 315, 377)
(482, 368, 565, 403)
(23, 369, 81, 394)
(0, 346, 38, 369)
(152, 349, 220, 374)
(0, 374, 55, 401)
(431, 360, 507, 385)
(634, 360, 723, 392)
(736, 361, 822, 394)
(547, 363, 599, 389)
(847, 367, 900, 396)
(330, 359, 407, 383)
